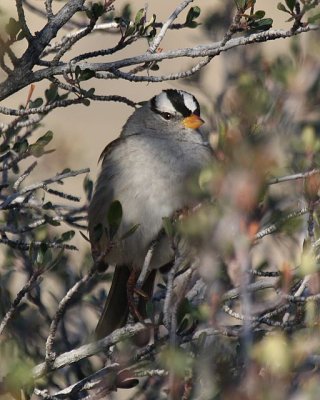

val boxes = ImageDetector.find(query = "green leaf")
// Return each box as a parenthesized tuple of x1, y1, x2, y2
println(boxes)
(75, 66, 82, 80)
(29, 130, 53, 157)
(250, 17, 273, 31)
(86, 87, 95, 97)
(277, 3, 289, 12)
(60, 230, 75, 242)
(13, 139, 28, 154)
(146, 27, 156, 42)
(254, 10, 266, 19)
(144, 14, 156, 30)
(185, 6, 201, 25)
(176, 313, 195, 335)
(91, 3, 105, 19)
(150, 63, 159, 71)
(121, 224, 140, 240)
(5, 17, 21, 39)
(125, 23, 136, 37)
(256, 17, 273, 29)
(134, 8, 145, 25)
(45, 84, 58, 103)
(82, 98, 91, 106)
(29, 97, 44, 109)
(121, 3, 132, 21)
(44, 215, 60, 226)
(43, 201, 53, 210)
(107, 200, 123, 239)
(186, 21, 199, 29)
(46, 248, 64, 271)
(59, 93, 69, 101)
(79, 68, 96, 82)
(285, 0, 296, 12)
(83, 175, 93, 201)
(36, 243, 48, 266)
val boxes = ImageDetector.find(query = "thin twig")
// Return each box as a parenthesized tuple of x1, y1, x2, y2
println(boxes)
(45, 266, 98, 364)
(44, 0, 54, 21)
(0, 236, 78, 251)
(0, 269, 43, 335)
(13, 161, 38, 190)
(268, 169, 320, 184)
(34, 363, 120, 399)
(163, 249, 184, 331)
(0, 98, 85, 116)
(109, 57, 212, 82)
(32, 322, 147, 379)
(255, 206, 311, 240)
(148, 0, 194, 54)
(0, 167, 89, 209)
(15, 0, 33, 41)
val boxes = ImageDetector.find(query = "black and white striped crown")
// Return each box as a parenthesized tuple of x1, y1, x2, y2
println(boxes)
(150, 89, 200, 118)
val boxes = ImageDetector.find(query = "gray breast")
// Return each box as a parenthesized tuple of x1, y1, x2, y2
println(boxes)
(89, 133, 211, 268)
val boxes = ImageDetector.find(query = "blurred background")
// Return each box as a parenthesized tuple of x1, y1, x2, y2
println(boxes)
(1, 1, 320, 398)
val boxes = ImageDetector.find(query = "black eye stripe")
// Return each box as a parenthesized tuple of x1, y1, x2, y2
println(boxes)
(164, 89, 191, 117)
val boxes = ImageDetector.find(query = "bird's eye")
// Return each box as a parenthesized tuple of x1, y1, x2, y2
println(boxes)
(161, 112, 173, 120)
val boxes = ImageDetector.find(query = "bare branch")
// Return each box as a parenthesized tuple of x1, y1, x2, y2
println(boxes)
(15, 0, 33, 41)
(0, 0, 86, 100)
(1, 25, 318, 101)
(13, 161, 38, 190)
(0, 268, 43, 336)
(0, 94, 136, 117)
(0, 167, 89, 209)
(32, 322, 147, 379)
(44, 0, 54, 21)
(269, 168, 320, 184)
(255, 206, 311, 240)
(45, 265, 98, 364)
(148, 0, 194, 54)
(0, 236, 78, 251)
(34, 364, 120, 399)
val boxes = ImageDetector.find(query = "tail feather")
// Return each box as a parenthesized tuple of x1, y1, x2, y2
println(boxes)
(95, 266, 157, 340)
(95, 265, 130, 340)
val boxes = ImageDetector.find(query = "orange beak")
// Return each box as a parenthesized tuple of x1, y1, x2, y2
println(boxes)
(182, 114, 204, 130)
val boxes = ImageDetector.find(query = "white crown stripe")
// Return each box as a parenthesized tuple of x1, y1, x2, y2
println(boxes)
(180, 91, 197, 113)
(155, 90, 198, 116)
(155, 92, 177, 114)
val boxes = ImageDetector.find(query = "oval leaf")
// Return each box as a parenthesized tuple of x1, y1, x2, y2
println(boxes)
(107, 200, 123, 239)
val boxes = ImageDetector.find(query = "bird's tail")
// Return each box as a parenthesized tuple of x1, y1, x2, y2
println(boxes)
(95, 265, 130, 340)
(95, 265, 156, 340)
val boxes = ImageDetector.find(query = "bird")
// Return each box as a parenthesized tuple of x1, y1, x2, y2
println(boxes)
(88, 89, 212, 339)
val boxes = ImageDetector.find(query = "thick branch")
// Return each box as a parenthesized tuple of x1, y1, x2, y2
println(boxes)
(1, 25, 316, 101)
(0, 0, 85, 100)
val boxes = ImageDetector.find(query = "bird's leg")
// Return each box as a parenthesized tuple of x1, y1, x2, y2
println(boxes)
(127, 267, 145, 322)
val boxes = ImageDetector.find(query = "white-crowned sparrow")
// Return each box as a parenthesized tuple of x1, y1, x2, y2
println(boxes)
(88, 89, 212, 339)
